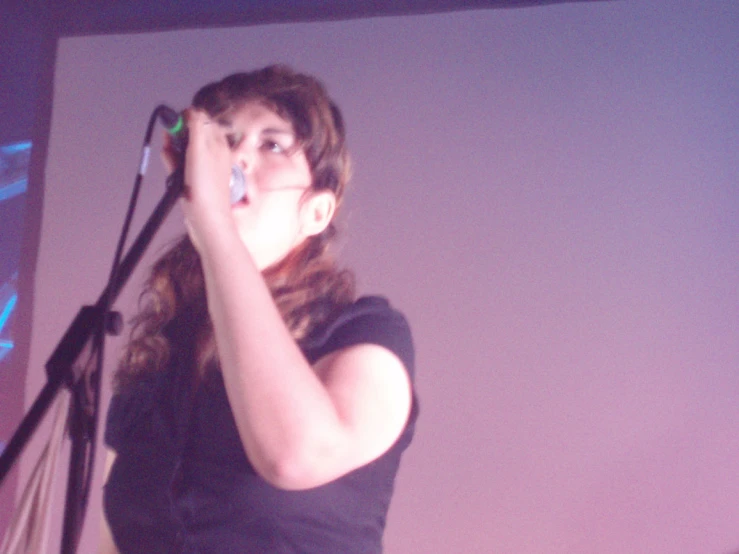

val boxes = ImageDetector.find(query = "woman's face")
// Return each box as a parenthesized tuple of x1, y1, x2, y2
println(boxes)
(221, 102, 333, 270)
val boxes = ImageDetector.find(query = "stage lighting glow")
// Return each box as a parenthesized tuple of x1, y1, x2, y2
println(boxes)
(0, 140, 30, 365)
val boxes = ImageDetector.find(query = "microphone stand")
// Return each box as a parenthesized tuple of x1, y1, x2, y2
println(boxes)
(0, 167, 184, 552)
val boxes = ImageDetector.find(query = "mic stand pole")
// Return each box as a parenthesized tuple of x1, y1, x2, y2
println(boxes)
(0, 170, 184, 552)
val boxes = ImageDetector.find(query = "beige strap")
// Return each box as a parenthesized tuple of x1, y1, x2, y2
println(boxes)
(1, 390, 70, 554)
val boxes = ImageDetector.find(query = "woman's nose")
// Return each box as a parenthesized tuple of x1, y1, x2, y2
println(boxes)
(234, 142, 255, 174)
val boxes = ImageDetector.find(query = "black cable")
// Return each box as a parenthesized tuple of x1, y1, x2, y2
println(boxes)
(60, 105, 170, 554)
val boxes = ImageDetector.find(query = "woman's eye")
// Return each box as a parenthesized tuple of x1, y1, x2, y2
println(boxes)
(263, 140, 284, 154)
(226, 134, 242, 149)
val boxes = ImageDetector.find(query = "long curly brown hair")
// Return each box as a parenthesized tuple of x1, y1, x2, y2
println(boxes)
(114, 65, 355, 391)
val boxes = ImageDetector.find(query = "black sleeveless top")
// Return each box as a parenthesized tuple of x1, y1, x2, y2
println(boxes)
(104, 296, 418, 553)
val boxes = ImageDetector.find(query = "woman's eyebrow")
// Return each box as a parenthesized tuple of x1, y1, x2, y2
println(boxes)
(261, 128, 294, 136)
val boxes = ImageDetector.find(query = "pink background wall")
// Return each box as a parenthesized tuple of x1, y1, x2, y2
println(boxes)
(18, 1, 738, 552)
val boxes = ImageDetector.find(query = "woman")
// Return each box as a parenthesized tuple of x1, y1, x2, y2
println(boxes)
(101, 65, 418, 553)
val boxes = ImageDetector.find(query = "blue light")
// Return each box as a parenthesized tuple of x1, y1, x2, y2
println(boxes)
(0, 340, 12, 362)
(0, 179, 27, 202)
(0, 141, 31, 155)
(1, 140, 31, 203)
(0, 293, 16, 334)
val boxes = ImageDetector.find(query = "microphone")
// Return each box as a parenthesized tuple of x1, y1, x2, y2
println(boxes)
(157, 105, 246, 204)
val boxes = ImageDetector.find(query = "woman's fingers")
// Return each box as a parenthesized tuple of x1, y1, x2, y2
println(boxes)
(182, 110, 230, 202)
(178, 108, 237, 250)
(161, 132, 178, 174)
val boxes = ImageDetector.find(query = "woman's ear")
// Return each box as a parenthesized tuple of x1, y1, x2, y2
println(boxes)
(299, 190, 336, 237)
